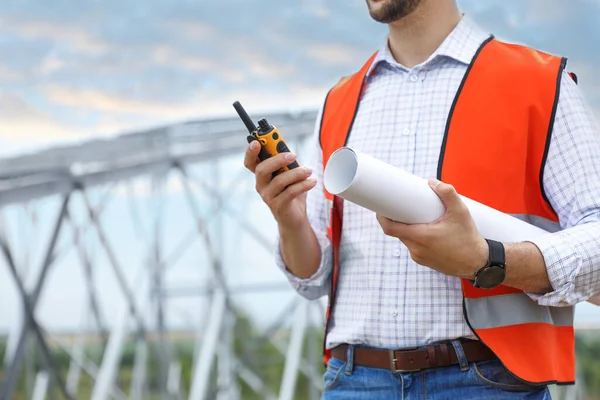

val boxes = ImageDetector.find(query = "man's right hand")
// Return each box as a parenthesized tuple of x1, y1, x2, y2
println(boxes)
(243, 141, 317, 229)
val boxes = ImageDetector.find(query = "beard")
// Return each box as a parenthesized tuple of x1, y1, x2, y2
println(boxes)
(366, 0, 423, 23)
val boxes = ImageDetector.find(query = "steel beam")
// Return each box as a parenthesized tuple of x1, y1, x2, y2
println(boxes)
(150, 176, 171, 398)
(167, 361, 182, 399)
(81, 191, 146, 331)
(189, 289, 227, 400)
(0, 113, 316, 207)
(31, 372, 49, 400)
(186, 175, 274, 254)
(83, 184, 149, 400)
(177, 167, 229, 295)
(54, 337, 127, 400)
(129, 338, 149, 400)
(91, 294, 140, 400)
(308, 305, 321, 400)
(0, 234, 73, 400)
(236, 361, 277, 400)
(278, 300, 309, 400)
(65, 332, 84, 397)
(0, 194, 71, 400)
(217, 312, 238, 400)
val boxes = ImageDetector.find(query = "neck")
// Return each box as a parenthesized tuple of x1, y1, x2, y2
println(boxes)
(387, 0, 461, 69)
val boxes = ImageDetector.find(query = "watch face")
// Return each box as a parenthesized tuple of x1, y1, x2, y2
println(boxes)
(477, 266, 506, 289)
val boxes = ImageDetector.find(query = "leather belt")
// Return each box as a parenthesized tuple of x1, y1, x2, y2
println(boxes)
(331, 341, 497, 373)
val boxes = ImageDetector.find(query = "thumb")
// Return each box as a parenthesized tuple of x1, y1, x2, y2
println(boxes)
(428, 178, 462, 212)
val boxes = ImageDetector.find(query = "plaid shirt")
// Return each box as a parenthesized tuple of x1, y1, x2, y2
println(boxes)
(274, 16, 600, 349)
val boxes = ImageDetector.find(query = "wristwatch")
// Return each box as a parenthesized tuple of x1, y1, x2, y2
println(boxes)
(472, 239, 506, 289)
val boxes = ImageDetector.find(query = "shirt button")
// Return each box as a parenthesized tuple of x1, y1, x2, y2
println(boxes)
(410, 74, 419, 82)
(391, 310, 398, 317)
(402, 128, 411, 135)
(393, 249, 401, 257)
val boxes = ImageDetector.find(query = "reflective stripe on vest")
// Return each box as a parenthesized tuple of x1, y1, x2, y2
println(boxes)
(318, 36, 576, 385)
(510, 214, 562, 233)
(465, 293, 574, 329)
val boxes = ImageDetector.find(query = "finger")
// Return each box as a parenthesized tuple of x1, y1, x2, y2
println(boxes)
(376, 214, 419, 240)
(262, 166, 313, 202)
(428, 178, 464, 214)
(244, 141, 261, 173)
(272, 177, 317, 208)
(255, 152, 297, 188)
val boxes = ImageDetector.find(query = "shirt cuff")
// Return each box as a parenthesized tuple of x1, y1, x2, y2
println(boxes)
(274, 228, 333, 299)
(526, 233, 583, 307)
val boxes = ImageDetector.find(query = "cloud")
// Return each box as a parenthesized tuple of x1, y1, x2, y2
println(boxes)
(152, 45, 215, 71)
(306, 44, 364, 66)
(234, 48, 297, 79)
(135, 40, 298, 88)
(521, 0, 578, 24)
(168, 21, 218, 39)
(151, 45, 246, 83)
(207, 84, 329, 118)
(0, 92, 78, 142)
(38, 82, 327, 135)
(110, 177, 186, 199)
(0, 17, 110, 55)
(0, 65, 23, 82)
(38, 52, 65, 75)
(42, 84, 198, 118)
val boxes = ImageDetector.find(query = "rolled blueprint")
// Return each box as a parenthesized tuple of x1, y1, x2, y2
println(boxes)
(323, 147, 550, 242)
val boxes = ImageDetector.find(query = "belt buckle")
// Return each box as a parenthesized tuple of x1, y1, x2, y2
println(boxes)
(388, 348, 421, 373)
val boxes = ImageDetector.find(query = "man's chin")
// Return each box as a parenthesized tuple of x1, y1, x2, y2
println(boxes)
(367, 0, 389, 10)
(367, 2, 390, 22)
(367, 0, 398, 23)
(366, 0, 422, 24)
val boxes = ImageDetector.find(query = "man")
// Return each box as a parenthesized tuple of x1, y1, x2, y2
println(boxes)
(243, 0, 600, 398)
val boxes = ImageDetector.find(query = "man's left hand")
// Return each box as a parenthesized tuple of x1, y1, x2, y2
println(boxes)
(376, 178, 489, 279)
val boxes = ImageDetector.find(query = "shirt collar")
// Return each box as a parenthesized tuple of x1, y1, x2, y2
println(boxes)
(366, 15, 492, 76)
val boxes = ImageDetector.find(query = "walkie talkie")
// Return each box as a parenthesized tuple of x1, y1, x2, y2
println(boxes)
(233, 101, 300, 176)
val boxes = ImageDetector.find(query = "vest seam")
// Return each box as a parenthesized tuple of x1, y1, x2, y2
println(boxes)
(436, 35, 494, 180)
(322, 58, 374, 363)
(319, 52, 378, 151)
(327, 70, 368, 310)
(318, 88, 334, 150)
(539, 57, 568, 213)
(343, 73, 368, 147)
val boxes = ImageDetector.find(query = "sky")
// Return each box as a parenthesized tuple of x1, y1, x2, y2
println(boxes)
(0, 0, 598, 156)
(1, 0, 600, 335)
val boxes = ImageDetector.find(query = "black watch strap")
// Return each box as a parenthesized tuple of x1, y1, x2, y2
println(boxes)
(472, 239, 506, 289)
(487, 239, 506, 266)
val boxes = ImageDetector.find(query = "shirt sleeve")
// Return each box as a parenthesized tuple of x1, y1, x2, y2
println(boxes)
(273, 103, 334, 301)
(527, 70, 600, 307)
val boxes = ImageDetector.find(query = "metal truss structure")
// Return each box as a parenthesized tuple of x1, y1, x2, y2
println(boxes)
(0, 109, 590, 399)
(0, 110, 325, 400)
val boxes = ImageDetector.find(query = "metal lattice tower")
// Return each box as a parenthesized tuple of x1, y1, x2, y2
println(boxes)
(0, 109, 326, 400)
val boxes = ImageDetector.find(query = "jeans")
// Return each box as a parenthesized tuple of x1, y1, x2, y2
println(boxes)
(322, 341, 551, 399)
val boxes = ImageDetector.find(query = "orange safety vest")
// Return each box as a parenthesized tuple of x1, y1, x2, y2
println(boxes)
(319, 36, 576, 385)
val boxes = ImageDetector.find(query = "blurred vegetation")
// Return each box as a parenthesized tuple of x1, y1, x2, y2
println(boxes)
(576, 334, 600, 399)
(0, 313, 325, 399)
(1, 324, 600, 399)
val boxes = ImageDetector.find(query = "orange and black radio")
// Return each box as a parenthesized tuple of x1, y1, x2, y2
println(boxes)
(233, 101, 300, 176)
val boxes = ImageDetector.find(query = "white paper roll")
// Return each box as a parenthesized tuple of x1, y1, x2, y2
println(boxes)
(323, 147, 550, 242)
